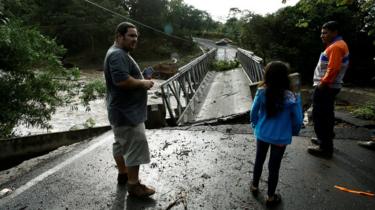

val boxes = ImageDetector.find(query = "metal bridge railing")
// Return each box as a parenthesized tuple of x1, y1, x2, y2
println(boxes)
(236, 48, 264, 83)
(160, 48, 217, 125)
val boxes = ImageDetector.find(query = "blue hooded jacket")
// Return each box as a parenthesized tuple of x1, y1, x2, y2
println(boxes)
(250, 88, 303, 145)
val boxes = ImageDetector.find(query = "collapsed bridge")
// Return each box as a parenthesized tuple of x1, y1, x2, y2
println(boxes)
(146, 39, 265, 127)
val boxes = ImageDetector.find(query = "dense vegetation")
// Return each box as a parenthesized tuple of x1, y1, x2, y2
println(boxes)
(219, 0, 375, 85)
(0, 19, 81, 136)
(211, 60, 240, 72)
(1, 0, 374, 137)
(1, 0, 219, 65)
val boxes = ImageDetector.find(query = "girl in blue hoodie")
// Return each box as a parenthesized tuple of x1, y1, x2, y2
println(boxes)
(250, 61, 303, 206)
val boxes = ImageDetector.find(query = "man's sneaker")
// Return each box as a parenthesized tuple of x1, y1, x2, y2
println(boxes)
(128, 182, 155, 197)
(117, 173, 128, 185)
(307, 146, 332, 159)
(310, 137, 321, 145)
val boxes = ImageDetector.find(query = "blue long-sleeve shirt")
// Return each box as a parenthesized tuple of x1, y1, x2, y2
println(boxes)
(250, 88, 303, 145)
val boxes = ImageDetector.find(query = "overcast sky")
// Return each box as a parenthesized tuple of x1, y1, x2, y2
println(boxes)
(184, 0, 300, 22)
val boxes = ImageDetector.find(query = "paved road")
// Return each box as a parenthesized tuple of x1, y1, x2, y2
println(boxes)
(1, 125, 374, 209)
(193, 37, 237, 61)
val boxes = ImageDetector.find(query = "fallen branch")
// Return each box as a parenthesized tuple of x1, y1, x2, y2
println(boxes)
(165, 192, 187, 210)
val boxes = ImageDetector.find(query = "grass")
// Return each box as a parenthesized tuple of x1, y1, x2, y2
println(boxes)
(211, 60, 240, 71)
(351, 102, 375, 120)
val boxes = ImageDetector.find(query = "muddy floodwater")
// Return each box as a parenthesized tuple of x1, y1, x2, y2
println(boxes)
(13, 69, 164, 136)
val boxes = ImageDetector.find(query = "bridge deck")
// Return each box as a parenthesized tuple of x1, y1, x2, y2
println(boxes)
(194, 68, 252, 122)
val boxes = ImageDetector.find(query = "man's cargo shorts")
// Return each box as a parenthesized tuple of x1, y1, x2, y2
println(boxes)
(112, 123, 150, 167)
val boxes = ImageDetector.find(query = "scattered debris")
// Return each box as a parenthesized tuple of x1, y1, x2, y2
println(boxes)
(177, 149, 192, 156)
(165, 192, 187, 210)
(162, 141, 172, 150)
(201, 173, 211, 179)
(0, 188, 12, 198)
(150, 162, 158, 168)
(215, 38, 233, 46)
(334, 185, 374, 197)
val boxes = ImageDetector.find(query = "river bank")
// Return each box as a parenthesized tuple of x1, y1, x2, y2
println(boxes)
(12, 69, 165, 137)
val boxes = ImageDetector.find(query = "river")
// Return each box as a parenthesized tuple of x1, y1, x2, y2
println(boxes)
(13, 69, 164, 136)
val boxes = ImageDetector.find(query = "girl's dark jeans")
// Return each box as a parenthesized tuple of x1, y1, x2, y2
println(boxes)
(252, 140, 286, 197)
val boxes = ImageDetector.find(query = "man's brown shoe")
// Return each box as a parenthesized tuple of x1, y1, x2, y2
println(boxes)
(128, 182, 155, 197)
(307, 146, 332, 159)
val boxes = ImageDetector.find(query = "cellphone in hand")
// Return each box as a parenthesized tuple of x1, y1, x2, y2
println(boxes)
(143, 66, 154, 79)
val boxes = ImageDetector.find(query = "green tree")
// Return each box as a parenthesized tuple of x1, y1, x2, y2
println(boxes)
(358, 0, 375, 42)
(1, 0, 217, 62)
(221, 17, 241, 42)
(122, 0, 167, 34)
(237, 0, 375, 85)
(0, 20, 81, 137)
(2, 0, 124, 59)
(295, 0, 374, 84)
(166, 0, 218, 36)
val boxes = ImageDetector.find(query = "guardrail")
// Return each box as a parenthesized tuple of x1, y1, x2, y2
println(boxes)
(160, 48, 217, 125)
(236, 48, 264, 83)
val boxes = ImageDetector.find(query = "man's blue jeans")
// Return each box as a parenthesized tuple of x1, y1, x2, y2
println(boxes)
(312, 86, 340, 152)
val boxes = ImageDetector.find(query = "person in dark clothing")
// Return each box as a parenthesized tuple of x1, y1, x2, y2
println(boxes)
(307, 21, 349, 158)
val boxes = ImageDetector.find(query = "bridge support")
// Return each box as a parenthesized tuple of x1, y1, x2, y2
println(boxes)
(145, 104, 167, 129)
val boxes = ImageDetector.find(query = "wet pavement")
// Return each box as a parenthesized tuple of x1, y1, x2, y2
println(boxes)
(1, 124, 374, 209)
(194, 68, 252, 122)
(193, 37, 237, 62)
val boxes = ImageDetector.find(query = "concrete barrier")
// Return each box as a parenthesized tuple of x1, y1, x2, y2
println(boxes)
(0, 102, 171, 170)
(0, 126, 111, 164)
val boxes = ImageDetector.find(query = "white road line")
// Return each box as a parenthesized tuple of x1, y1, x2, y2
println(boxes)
(0, 131, 112, 206)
